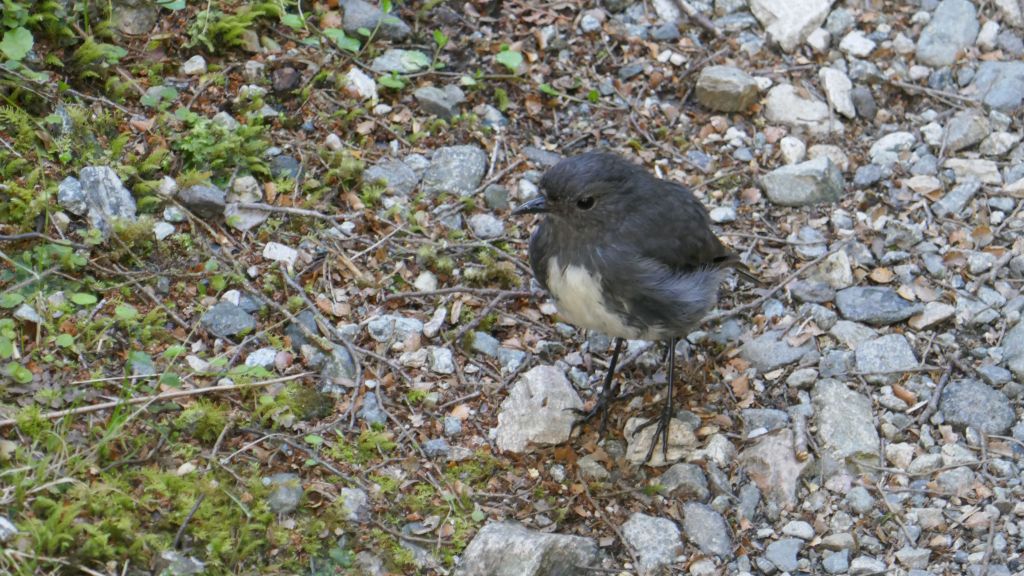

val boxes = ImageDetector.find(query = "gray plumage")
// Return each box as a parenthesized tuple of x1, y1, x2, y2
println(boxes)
(521, 151, 742, 340)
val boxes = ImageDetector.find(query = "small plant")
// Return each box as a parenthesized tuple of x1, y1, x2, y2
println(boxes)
(494, 45, 523, 73)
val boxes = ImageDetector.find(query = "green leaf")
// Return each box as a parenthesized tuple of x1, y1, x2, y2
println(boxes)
(0, 293, 24, 308)
(380, 0, 392, 13)
(281, 13, 304, 30)
(70, 293, 98, 306)
(538, 83, 560, 97)
(159, 372, 181, 387)
(305, 434, 324, 446)
(0, 337, 13, 359)
(163, 345, 187, 359)
(156, 0, 186, 9)
(0, 27, 33, 62)
(357, 27, 372, 37)
(378, 73, 405, 90)
(495, 49, 523, 73)
(55, 334, 75, 348)
(471, 507, 485, 522)
(6, 362, 32, 384)
(587, 89, 599, 103)
(114, 303, 138, 321)
(433, 30, 449, 50)
(323, 28, 361, 53)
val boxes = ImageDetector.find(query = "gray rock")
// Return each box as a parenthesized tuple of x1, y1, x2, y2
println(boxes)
(764, 84, 840, 136)
(976, 364, 1011, 386)
(621, 513, 683, 575)
(825, 8, 854, 37)
(354, 551, 385, 576)
(932, 179, 981, 217)
(113, 0, 159, 35)
(414, 85, 466, 120)
(658, 463, 710, 501)
(340, 487, 369, 522)
(178, 184, 226, 219)
(57, 167, 138, 239)
(341, 0, 410, 40)
(651, 22, 681, 41)
(846, 485, 875, 514)
(869, 131, 916, 166)
(200, 301, 256, 339)
(358, 392, 387, 425)
(823, 550, 850, 574)
(681, 503, 732, 557)
(855, 334, 919, 384)
(364, 159, 420, 196)
(224, 203, 269, 231)
(741, 408, 789, 434)
(270, 155, 301, 180)
(1005, 320, 1024, 378)
(850, 556, 887, 574)
(835, 286, 923, 325)
(782, 520, 815, 540)
(367, 314, 423, 343)
(936, 466, 975, 495)
(159, 551, 206, 576)
(320, 343, 358, 391)
(812, 379, 880, 463)
(469, 213, 504, 239)
(577, 454, 610, 481)
(265, 472, 303, 514)
(370, 49, 430, 73)
(738, 429, 810, 510)
(454, 521, 599, 576)
(850, 85, 877, 119)
(495, 366, 582, 453)
(443, 416, 462, 436)
(916, 0, 979, 67)
(968, 61, 1024, 113)
(749, 0, 833, 52)
(740, 330, 817, 372)
(944, 109, 991, 152)
(483, 184, 510, 210)
(790, 279, 836, 303)
(762, 156, 844, 206)
(695, 66, 760, 112)
(820, 67, 856, 119)
(423, 438, 450, 458)
(421, 146, 488, 197)
(940, 379, 1015, 434)
(765, 538, 802, 572)
(0, 515, 17, 543)
(471, 331, 501, 357)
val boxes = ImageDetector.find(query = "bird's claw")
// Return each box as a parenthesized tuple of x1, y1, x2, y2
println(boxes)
(633, 403, 673, 463)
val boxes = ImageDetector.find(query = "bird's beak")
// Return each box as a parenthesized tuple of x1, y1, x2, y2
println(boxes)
(511, 196, 548, 216)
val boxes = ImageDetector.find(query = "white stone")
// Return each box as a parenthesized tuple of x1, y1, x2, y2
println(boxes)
(262, 242, 299, 267)
(324, 133, 344, 151)
(979, 132, 1021, 156)
(709, 206, 737, 223)
(909, 65, 932, 81)
(908, 302, 955, 330)
(977, 21, 1000, 51)
(869, 132, 916, 166)
(158, 175, 178, 197)
(819, 67, 856, 119)
(905, 175, 942, 194)
(495, 366, 583, 453)
(780, 136, 806, 164)
(749, 0, 833, 52)
(181, 55, 207, 76)
(921, 122, 945, 147)
(943, 158, 1002, 185)
(839, 30, 876, 57)
(153, 221, 175, 240)
(344, 67, 377, 101)
(414, 271, 438, 292)
(995, 0, 1023, 27)
(764, 84, 842, 136)
(806, 27, 831, 53)
(893, 32, 916, 55)
(808, 144, 849, 172)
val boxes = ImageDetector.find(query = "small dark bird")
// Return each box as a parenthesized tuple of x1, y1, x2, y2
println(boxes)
(512, 151, 751, 462)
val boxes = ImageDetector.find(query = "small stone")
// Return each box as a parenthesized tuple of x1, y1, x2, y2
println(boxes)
(495, 366, 582, 453)
(658, 463, 710, 501)
(855, 334, 918, 384)
(423, 438, 450, 458)
(413, 85, 466, 120)
(851, 85, 877, 119)
(468, 213, 504, 239)
(740, 330, 816, 372)
(708, 206, 736, 223)
(916, 0, 980, 67)
(344, 67, 378, 100)
(341, 0, 410, 40)
(806, 27, 831, 52)
(896, 547, 931, 569)
(853, 164, 883, 188)
(944, 109, 991, 153)
(340, 487, 369, 522)
(932, 179, 981, 217)
(178, 184, 225, 219)
(681, 502, 732, 557)
(621, 513, 683, 575)
(943, 158, 1002, 185)
(181, 55, 207, 76)
(782, 520, 815, 540)
(749, 0, 833, 52)
(940, 379, 1016, 434)
(455, 521, 598, 576)
(201, 301, 256, 339)
(265, 472, 303, 514)
(869, 132, 916, 166)
(695, 66, 760, 112)
(370, 49, 430, 74)
(764, 84, 841, 136)
(835, 286, 923, 325)
(839, 30, 876, 57)
(813, 379, 880, 463)
(977, 20, 1000, 51)
(765, 538, 802, 572)
(578, 454, 610, 480)
(779, 136, 806, 164)
(846, 486, 875, 514)
(421, 146, 488, 197)
(849, 555, 887, 575)
(262, 242, 299, 268)
(153, 221, 175, 240)
(761, 157, 845, 206)
(908, 301, 955, 329)
(823, 550, 850, 574)
(624, 417, 699, 466)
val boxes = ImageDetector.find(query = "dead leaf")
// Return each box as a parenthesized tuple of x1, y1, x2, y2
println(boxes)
(869, 267, 894, 283)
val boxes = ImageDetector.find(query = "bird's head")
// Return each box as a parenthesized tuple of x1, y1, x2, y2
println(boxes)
(512, 152, 645, 227)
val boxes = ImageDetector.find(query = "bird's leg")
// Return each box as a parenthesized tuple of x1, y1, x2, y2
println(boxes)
(570, 337, 625, 437)
(636, 337, 677, 463)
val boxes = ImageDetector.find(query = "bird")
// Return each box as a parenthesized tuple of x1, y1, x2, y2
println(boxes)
(512, 151, 752, 463)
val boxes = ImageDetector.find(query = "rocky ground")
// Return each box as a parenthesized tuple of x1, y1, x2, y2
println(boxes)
(2, 0, 1024, 574)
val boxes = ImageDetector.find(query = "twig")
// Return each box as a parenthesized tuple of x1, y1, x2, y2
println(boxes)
(451, 294, 506, 344)
(384, 287, 534, 302)
(577, 469, 641, 570)
(916, 362, 955, 425)
(887, 79, 978, 105)
(671, 0, 723, 38)
(0, 233, 89, 249)
(437, 391, 481, 410)
(236, 202, 357, 221)
(173, 493, 206, 550)
(0, 373, 312, 427)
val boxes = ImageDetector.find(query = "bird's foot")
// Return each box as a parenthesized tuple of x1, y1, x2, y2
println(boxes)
(567, 393, 620, 438)
(632, 402, 673, 464)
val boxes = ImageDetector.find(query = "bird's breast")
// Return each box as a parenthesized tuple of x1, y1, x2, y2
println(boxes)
(544, 256, 642, 339)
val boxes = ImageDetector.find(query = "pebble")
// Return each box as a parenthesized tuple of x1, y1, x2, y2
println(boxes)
(621, 513, 683, 575)
(781, 520, 815, 540)
(940, 379, 1016, 434)
(681, 502, 732, 557)
(762, 157, 845, 206)
(765, 538, 802, 572)
(695, 66, 760, 112)
(468, 213, 504, 239)
(813, 379, 880, 462)
(839, 30, 876, 57)
(855, 333, 919, 384)
(835, 287, 923, 325)
(916, 0, 979, 67)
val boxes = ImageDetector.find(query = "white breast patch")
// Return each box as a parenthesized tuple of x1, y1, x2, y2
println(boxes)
(545, 257, 641, 339)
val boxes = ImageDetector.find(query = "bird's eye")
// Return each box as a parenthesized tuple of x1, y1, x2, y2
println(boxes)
(576, 196, 595, 210)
